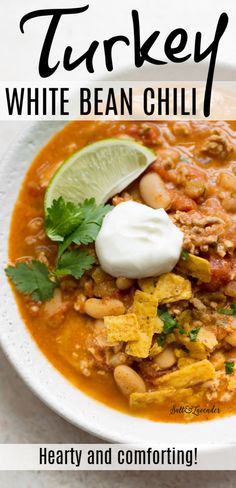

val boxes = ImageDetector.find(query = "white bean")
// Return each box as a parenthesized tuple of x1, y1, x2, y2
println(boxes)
(116, 277, 135, 290)
(27, 217, 44, 233)
(84, 298, 125, 319)
(94, 319, 105, 328)
(226, 331, 236, 347)
(114, 365, 146, 397)
(222, 196, 236, 212)
(184, 179, 206, 199)
(139, 172, 171, 209)
(44, 288, 62, 317)
(218, 172, 236, 193)
(154, 346, 176, 369)
(108, 353, 128, 368)
(210, 351, 225, 370)
(224, 281, 236, 298)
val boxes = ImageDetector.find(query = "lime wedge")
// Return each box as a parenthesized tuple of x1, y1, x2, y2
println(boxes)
(44, 138, 155, 209)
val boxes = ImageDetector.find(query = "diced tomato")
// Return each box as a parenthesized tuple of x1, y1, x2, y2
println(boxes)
(149, 161, 170, 182)
(139, 126, 161, 146)
(128, 124, 161, 146)
(224, 224, 236, 247)
(203, 255, 236, 291)
(169, 190, 197, 212)
(210, 256, 231, 286)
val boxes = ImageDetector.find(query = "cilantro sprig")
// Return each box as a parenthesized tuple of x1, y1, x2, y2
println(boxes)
(5, 260, 56, 302)
(5, 197, 112, 302)
(225, 361, 234, 375)
(54, 249, 95, 280)
(158, 307, 178, 335)
(156, 306, 185, 346)
(45, 197, 83, 242)
(57, 198, 112, 258)
(188, 327, 200, 342)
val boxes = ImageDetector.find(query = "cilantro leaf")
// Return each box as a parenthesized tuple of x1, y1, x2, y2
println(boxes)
(156, 334, 166, 347)
(156, 306, 181, 346)
(58, 198, 112, 257)
(7, 198, 112, 302)
(54, 250, 95, 280)
(181, 250, 189, 261)
(225, 360, 234, 375)
(5, 260, 56, 302)
(218, 304, 236, 317)
(59, 222, 100, 257)
(188, 327, 200, 342)
(79, 198, 112, 226)
(158, 306, 178, 334)
(73, 222, 100, 245)
(161, 312, 177, 335)
(45, 197, 83, 242)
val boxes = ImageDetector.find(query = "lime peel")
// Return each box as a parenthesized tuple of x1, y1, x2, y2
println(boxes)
(45, 138, 156, 210)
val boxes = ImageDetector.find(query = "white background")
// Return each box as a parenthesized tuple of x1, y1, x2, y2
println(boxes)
(0, 0, 236, 81)
(1, 0, 236, 485)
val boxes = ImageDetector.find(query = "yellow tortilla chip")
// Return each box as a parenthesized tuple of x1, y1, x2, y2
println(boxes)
(197, 327, 218, 351)
(153, 315, 164, 334)
(179, 254, 211, 283)
(92, 267, 109, 283)
(105, 313, 139, 343)
(154, 273, 192, 303)
(177, 357, 197, 369)
(126, 291, 158, 358)
(138, 277, 157, 294)
(176, 334, 207, 360)
(126, 330, 152, 358)
(154, 359, 215, 388)
(186, 342, 207, 360)
(130, 387, 193, 407)
(149, 342, 163, 358)
(165, 333, 176, 344)
(133, 290, 158, 317)
(174, 348, 187, 359)
(185, 391, 204, 404)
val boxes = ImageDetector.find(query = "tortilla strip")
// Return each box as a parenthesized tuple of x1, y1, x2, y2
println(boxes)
(153, 315, 164, 334)
(105, 313, 139, 343)
(133, 290, 158, 316)
(178, 254, 211, 283)
(130, 387, 193, 407)
(154, 359, 215, 388)
(197, 327, 218, 351)
(149, 342, 163, 358)
(154, 273, 192, 303)
(138, 277, 157, 294)
(177, 335, 207, 360)
(126, 291, 158, 358)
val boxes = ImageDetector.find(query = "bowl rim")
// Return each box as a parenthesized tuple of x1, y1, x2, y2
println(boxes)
(1, 63, 236, 446)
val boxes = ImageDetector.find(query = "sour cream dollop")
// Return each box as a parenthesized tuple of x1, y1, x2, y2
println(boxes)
(95, 201, 183, 279)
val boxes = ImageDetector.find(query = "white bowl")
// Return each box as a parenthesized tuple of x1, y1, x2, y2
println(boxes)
(1, 63, 236, 444)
